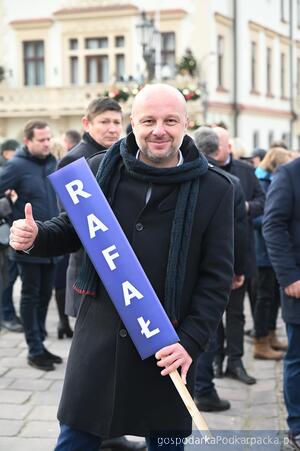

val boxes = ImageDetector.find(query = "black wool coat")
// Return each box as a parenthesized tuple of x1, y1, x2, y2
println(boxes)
(263, 158, 300, 324)
(32, 137, 234, 438)
(221, 156, 265, 277)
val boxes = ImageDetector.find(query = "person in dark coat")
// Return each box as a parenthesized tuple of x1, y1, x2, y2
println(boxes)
(252, 147, 292, 360)
(263, 156, 300, 450)
(212, 126, 265, 385)
(58, 97, 122, 321)
(10, 84, 234, 451)
(0, 138, 23, 333)
(193, 126, 247, 411)
(0, 120, 60, 372)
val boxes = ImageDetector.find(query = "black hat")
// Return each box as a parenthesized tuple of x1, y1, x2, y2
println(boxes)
(251, 148, 267, 160)
(1, 139, 20, 153)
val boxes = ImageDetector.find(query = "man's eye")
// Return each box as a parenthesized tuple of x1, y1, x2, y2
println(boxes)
(166, 119, 177, 125)
(143, 120, 153, 125)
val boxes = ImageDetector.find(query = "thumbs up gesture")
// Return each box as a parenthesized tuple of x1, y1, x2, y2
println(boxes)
(10, 203, 38, 251)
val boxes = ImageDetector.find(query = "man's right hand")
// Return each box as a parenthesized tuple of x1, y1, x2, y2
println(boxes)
(10, 203, 38, 251)
(284, 280, 300, 299)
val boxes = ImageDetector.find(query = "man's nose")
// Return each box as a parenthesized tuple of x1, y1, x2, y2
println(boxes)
(152, 122, 165, 135)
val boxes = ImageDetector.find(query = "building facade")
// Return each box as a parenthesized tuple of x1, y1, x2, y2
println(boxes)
(0, 0, 299, 152)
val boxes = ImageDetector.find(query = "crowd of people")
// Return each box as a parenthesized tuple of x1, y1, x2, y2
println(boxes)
(1, 82, 300, 450)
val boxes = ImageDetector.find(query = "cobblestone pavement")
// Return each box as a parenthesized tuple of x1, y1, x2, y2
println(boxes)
(0, 282, 294, 450)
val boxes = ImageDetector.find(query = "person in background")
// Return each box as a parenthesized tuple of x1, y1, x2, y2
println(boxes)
(0, 121, 60, 371)
(212, 126, 265, 385)
(193, 126, 247, 411)
(63, 129, 81, 152)
(250, 148, 267, 168)
(0, 139, 22, 332)
(263, 156, 300, 450)
(252, 147, 292, 360)
(58, 97, 123, 319)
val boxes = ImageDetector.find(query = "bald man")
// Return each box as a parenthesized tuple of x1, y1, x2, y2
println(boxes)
(10, 84, 234, 450)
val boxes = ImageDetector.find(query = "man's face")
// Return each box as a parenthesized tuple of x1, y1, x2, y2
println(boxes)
(25, 127, 51, 159)
(213, 127, 231, 166)
(131, 89, 188, 168)
(85, 111, 122, 148)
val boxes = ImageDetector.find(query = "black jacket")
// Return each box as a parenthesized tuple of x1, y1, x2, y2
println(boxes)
(221, 156, 265, 276)
(31, 136, 234, 437)
(263, 158, 300, 324)
(207, 157, 247, 275)
(0, 146, 58, 263)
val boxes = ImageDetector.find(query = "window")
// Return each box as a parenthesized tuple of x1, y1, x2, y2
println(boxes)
(115, 36, 124, 48)
(280, 53, 286, 98)
(85, 38, 108, 49)
(253, 131, 259, 148)
(86, 55, 108, 83)
(69, 39, 78, 50)
(70, 56, 79, 84)
(297, 57, 300, 95)
(251, 41, 257, 91)
(298, 0, 300, 27)
(160, 32, 176, 78)
(282, 132, 289, 147)
(217, 35, 224, 88)
(115, 54, 125, 81)
(268, 131, 274, 146)
(23, 41, 45, 86)
(266, 47, 272, 95)
(281, 0, 288, 21)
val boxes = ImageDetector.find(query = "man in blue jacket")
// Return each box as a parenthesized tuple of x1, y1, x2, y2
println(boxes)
(0, 120, 60, 371)
(263, 156, 300, 450)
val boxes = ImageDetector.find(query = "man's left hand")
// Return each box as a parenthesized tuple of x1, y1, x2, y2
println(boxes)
(155, 343, 192, 385)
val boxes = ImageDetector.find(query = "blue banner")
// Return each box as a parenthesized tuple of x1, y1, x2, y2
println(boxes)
(49, 157, 179, 359)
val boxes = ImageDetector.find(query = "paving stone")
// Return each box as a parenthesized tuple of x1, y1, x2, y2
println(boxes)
(0, 377, 13, 388)
(1, 357, 28, 368)
(250, 391, 278, 405)
(0, 389, 31, 404)
(10, 378, 53, 391)
(0, 348, 23, 357)
(0, 419, 23, 436)
(20, 420, 59, 438)
(5, 368, 44, 379)
(27, 405, 57, 421)
(29, 391, 61, 405)
(0, 403, 33, 420)
(0, 437, 57, 451)
(0, 366, 9, 376)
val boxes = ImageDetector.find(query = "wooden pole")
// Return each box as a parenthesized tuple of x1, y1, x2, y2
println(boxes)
(169, 370, 212, 438)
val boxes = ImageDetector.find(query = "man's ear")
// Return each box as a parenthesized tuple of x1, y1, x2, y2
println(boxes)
(82, 116, 90, 132)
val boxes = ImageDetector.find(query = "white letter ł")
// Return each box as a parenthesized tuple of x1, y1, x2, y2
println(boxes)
(137, 317, 160, 338)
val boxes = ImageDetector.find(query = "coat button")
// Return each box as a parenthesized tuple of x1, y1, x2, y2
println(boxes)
(119, 329, 127, 338)
(136, 222, 143, 231)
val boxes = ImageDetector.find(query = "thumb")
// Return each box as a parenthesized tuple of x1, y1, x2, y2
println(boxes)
(25, 203, 34, 223)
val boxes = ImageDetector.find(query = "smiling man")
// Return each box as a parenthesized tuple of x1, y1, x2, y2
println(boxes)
(10, 84, 234, 451)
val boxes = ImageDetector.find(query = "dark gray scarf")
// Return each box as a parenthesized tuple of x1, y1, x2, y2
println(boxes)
(74, 133, 208, 321)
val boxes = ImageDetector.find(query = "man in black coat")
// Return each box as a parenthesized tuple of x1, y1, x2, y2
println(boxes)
(263, 157, 300, 449)
(212, 126, 265, 385)
(58, 97, 122, 319)
(193, 126, 247, 411)
(10, 84, 234, 451)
